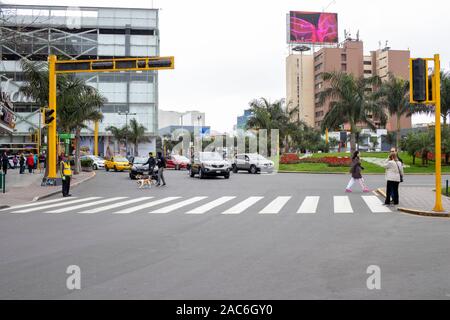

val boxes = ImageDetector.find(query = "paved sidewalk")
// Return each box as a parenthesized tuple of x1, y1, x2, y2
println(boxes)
(0, 169, 96, 208)
(378, 186, 450, 218)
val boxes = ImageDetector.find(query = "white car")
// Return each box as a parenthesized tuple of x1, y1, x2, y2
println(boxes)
(81, 155, 105, 170)
(232, 153, 274, 174)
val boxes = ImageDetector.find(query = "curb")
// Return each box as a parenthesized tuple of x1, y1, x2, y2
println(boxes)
(376, 187, 450, 218)
(32, 171, 96, 202)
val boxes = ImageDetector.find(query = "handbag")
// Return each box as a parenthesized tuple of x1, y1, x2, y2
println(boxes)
(395, 161, 404, 183)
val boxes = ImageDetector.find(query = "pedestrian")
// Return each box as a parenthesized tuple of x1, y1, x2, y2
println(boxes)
(1, 152, 8, 175)
(345, 151, 370, 193)
(26, 153, 35, 173)
(39, 153, 46, 172)
(60, 154, 72, 197)
(156, 151, 166, 186)
(13, 155, 18, 169)
(33, 153, 38, 170)
(383, 152, 404, 206)
(19, 153, 25, 174)
(390, 147, 403, 164)
(144, 152, 156, 176)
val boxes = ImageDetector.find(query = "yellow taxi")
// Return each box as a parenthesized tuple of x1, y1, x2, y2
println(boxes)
(104, 156, 131, 172)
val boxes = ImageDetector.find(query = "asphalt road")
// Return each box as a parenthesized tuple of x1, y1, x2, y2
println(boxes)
(1, 169, 450, 299)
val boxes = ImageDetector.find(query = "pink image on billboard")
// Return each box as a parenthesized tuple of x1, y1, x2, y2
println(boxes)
(290, 11, 338, 44)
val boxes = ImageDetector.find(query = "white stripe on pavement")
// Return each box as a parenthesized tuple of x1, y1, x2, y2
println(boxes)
(333, 196, 353, 214)
(114, 197, 181, 214)
(186, 196, 236, 214)
(46, 197, 128, 213)
(259, 196, 291, 214)
(222, 197, 264, 215)
(150, 197, 208, 214)
(79, 197, 153, 214)
(362, 196, 392, 213)
(297, 196, 320, 214)
(12, 197, 101, 213)
(0, 197, 76, 212)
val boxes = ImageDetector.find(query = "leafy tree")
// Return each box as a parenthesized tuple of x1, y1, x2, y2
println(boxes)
(127, 118, 148, 156)
(440, 72, 450, 127)
(403, 132, 421, 165)
(106, 125, 127, 154)
(318, 72, 387, 153)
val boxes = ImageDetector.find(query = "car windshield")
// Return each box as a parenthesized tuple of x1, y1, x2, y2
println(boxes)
(92, 156, 103, 161)
(248, 154, 268, 161)
(173, 155, 189, 162)
(114, 157, 128, 162)
(199, 152, 223, 161)
(133, 157, 148, 164)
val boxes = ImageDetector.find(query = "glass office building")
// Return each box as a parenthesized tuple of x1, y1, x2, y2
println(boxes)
(0, 4, 160, 155)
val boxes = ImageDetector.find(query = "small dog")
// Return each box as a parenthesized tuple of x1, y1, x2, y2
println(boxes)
(136, 174, 157, 189)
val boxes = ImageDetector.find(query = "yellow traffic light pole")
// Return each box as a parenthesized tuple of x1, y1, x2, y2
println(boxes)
(47, 55, 57, 181)
(433, 54, 443, 212)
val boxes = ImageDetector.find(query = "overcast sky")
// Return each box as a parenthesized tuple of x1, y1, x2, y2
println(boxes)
(4, 0, 449, 131)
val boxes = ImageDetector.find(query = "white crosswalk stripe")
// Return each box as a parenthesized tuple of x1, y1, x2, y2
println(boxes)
(114, 197, 181, 214)
(46, 197, 128, 213)
(80, 197, 153, 214)
(11, 197, 101, 213)
(259, 196, 291, 214)
(186, 196, 236, 214)
(362, 196, 392, 213)
(297, 196, 320, 214)
(150, 197, 208, 214)
(333, 196, 354, 214)
(222, 197, 264, 215)
(0, 197, 76, 212)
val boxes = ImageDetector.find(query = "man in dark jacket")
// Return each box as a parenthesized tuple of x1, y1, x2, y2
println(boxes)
(143, 152, 156, 175)
(1, 152, 9, 175)
(156, 151, 166, 186)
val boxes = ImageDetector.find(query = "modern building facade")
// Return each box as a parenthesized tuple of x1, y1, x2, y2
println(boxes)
(158, 109, 209, 136)
(236, 109, 253, 130)
(286, 39, 412, 132)
(0, 4, 160, 156)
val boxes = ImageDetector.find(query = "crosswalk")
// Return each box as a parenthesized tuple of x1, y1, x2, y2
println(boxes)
(0, 194, 393, 216)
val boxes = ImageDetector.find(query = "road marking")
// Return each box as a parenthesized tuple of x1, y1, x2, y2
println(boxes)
(334, 196, 353, 214)
(0, 197, 76, 212)
(150, 197, 208, 214)
(362, 196, 392, 213)
(297, 196, 320, 214)
(79, 197, 153, 214)
(186, 196, 236, 214)
(222, 196, 264, 215)
(46, 197, 128, 213)
(259, 196, 291, 214)
(114, 197, 181, 214)
(12, 197, 101, 213)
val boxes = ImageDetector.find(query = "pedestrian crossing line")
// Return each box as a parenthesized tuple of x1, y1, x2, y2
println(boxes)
(259, 196, 292, 214)
(222, 196, 264, 215)
(11, 197, 101, 213)
(150, 197, 208, 214)
(79, 197, 153, 214)
(0, 197, 77, 212)
(114, 197, 182, 214)
(297, 196, 320, 214)
(362, 196, 392, 213)
(333, 196, 354, 214)
(186, 196, 236, 215)
(46, 197, 128, 214)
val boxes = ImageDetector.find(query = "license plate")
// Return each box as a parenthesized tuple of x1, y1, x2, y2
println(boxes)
(216, 170, 221, 173)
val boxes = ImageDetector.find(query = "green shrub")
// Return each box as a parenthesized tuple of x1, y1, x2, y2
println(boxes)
(80, 158, 94, 168)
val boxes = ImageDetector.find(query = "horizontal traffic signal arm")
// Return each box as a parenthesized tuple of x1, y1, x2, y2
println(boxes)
(55, 56, 174, 74)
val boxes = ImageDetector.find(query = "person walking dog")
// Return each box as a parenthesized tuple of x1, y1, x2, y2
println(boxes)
(60, 155, 72, 197)
(156, 151, 166, 186)
(383, 152, 404, 206)
(346, 151, 370, 193)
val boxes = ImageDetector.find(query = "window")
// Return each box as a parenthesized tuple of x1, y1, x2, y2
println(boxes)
(341, 54, 347, 61)
(364, 60, 372, 65)
(314, 63, 323, 71)
(364, 70, 372, 74)
(341, 64, 347, 72)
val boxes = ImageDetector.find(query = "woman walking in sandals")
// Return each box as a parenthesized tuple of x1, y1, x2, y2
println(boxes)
(346, 151, 370, 193)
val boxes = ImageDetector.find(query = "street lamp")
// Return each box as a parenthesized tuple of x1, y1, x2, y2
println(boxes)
(118, 110, 136, 156)
(292, 45, 311, 124)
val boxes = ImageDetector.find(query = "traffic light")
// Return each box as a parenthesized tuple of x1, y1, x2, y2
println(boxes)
(45, 109, 55, 125)
(411, 58, 427, 102)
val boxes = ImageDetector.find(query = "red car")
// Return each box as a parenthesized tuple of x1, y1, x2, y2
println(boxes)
(166, 155, 191, 170)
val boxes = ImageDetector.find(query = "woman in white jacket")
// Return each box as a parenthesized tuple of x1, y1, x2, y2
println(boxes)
(383, 152, 404, 206)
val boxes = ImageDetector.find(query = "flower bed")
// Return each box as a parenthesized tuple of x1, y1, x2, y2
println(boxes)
(280, 154, 351, 167)
(280, 153, 300, 164)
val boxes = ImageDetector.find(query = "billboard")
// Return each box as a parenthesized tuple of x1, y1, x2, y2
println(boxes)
(289, 11, 338, 44)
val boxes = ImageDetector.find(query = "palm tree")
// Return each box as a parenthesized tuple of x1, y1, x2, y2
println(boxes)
(127, 118, 148, 156)
(440, 71, 450, 127)
(105, 125, 127, 154)
(318, 72, 387, 153)
(375, 73, 418, 150)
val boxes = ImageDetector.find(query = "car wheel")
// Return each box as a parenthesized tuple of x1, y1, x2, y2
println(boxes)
(199, 169, 205, 179)
(224, 174, 230, 179)
(189, 167, 195, 178)
(175, 164, 180, 170)
(114, 166, 118, 172)
(250, 165, 257, 174)
(232, 164, 238, 173)
(105, 166, 109, 172)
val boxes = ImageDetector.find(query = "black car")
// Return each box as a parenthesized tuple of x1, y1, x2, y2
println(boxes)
(129, 156, 150, 179)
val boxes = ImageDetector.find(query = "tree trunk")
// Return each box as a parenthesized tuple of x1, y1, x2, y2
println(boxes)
(134, 139, 139, 156)
(396, 112, 401, 151)
(412, 155, 415, 165)
(74, 127, 81, 175)
(350, 124, 357, 153)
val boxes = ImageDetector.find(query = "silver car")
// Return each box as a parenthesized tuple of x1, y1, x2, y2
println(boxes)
(232, 153, 274, 174)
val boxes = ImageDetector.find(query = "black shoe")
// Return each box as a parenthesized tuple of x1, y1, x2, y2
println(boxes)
(162, 183, 166, 186)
